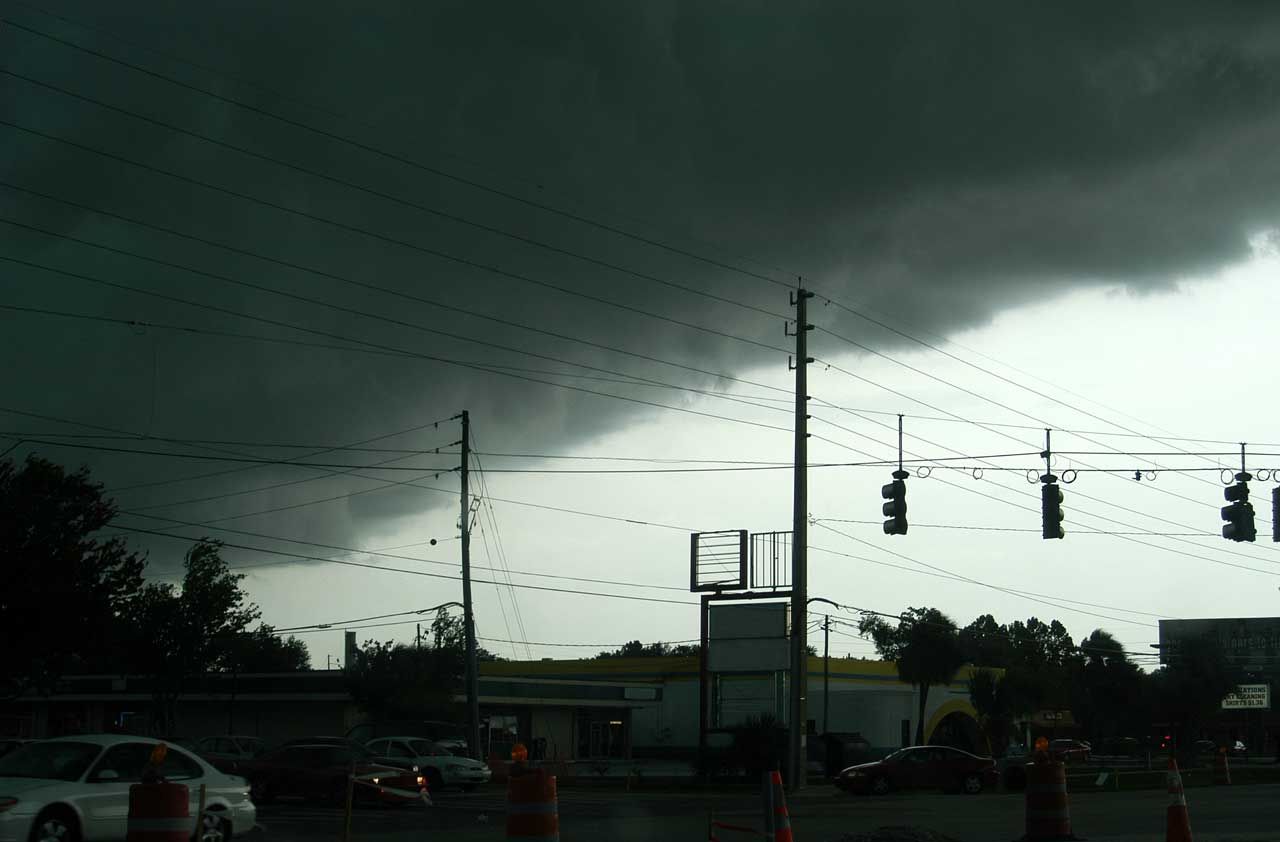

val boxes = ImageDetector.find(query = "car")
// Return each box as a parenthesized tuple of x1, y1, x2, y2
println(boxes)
(835, 745, 999, 795)
(364, 737, 491, 791)
(0, 733, 256, 842)
(346, 721, 468, 756)
(193, 736, 265, 774)
(0, 742, 32, 760)
(236, 743, 425, 807)
(1049, 739, 1091, 763)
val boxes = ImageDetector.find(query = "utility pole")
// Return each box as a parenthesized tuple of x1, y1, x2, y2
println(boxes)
(823, 615, 830, 737)
(789, 286, 813, 790)
(460, 410, 481, 760)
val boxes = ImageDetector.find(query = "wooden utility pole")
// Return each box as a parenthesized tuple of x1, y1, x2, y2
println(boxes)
(789, 287, 813, 790)
(460, 410, 481, 760)
(823, 615, 830, 736)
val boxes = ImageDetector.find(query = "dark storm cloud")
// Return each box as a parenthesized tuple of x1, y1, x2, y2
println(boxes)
(3, 0, 1280, 561)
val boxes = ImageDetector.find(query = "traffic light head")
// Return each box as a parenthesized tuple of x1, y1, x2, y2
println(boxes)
(1221, 482, 1257, 542)
(881, 477, 907, 535)
(1273, 486, 1279, 543)
(1041, 482, 1065, 539)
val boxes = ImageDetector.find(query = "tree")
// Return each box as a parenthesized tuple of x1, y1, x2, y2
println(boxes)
(968, 667, 1039, 756)
(1070, 629, 1143, 744)
(0, 456, 144, 699)
(958, 614, 1011, 668)
(219, 625, 311, 673)
(1149, 634, 1237, 764)
(127, 541, 260, 732)
(345, 639, 463, 721)
(595, 640, 702, 659)
(860, 606, 966, 745)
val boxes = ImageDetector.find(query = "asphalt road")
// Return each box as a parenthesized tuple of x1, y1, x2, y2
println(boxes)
(253, 782, 1280, 841)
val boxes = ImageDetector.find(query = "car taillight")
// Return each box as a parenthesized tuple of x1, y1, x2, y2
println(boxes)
(0, 798, 18, 813)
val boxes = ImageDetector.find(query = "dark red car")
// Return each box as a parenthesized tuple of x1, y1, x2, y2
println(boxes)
(835, 745, 999, 795)
(239, 742, 426, 806)
(1049, 739, 1091, 764)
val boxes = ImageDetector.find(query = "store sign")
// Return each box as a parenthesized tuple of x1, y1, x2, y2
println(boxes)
(1222, 684, 1270, 710)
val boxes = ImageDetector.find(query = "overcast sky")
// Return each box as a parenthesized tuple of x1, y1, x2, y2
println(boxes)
(3, 1, 1280, 666)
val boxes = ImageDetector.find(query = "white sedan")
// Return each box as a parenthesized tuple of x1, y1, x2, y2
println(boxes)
(365, 737, 491, 791)
(0, 735, 257, 842)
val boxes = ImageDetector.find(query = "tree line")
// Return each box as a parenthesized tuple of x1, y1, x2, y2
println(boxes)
(1, 456, 310, 732)
(859, 606, 1238, 758)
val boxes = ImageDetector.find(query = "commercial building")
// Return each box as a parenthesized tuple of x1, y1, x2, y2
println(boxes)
(2, 655, 983, 768)
(1158, 617, 1279, 753)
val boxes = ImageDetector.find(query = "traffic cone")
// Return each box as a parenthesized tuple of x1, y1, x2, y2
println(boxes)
(769, 770, 793, 842)
(1212, 748, 1231, 786)
(1166, 757, 1193, 842)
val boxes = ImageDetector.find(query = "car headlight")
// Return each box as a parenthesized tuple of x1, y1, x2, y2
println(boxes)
(416, 776, 425, 786)
(0, 797, 18, 813)
(411, 765, 419, 773)
(371, 777, 380, 784)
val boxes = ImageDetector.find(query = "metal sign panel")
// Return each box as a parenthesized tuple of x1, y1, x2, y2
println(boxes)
(1222, 684, 1271, 710)
(1158, 617, 1280, 666)
(708, 603, 789, 672)
(690, 530, 748, 592)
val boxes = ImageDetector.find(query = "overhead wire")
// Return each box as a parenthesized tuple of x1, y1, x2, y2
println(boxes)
(0, 254, 795, 436)
(110, 523, 698, 607)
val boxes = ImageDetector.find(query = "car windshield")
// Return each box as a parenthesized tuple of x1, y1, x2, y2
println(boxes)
(0, 741, 102, 780)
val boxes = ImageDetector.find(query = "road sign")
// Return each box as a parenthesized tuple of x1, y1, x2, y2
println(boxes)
(1221, 684, 1270, 710)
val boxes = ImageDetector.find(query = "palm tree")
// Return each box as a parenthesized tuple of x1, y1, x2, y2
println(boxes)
(860, 607, 966, 745)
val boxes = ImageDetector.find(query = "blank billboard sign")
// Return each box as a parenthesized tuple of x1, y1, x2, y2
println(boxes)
(708, 602, 790, 672)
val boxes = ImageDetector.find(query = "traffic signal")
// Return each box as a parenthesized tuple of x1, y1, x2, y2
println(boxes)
(1041, 476, 1064, 539)
(1273, 486, 1279, 543)
(881, 469, 909, 535)
(1221, 475, 1256, 542)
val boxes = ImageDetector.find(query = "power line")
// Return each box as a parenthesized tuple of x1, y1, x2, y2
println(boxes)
(0, 117, 787, 359)
(0, 199, 795, 414)
(0, 66, 792, 332)
(0, 13, 795, 298)
(117, 510, 688, 594)
(0, 254, 794, 436)
(808, 527, 1159, 627)
(812, 518, 1212, 538)
(111, 523, 697, 607)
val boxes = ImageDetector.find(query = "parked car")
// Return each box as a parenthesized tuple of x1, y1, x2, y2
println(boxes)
(0, 734, 256, 842)
(835, 745, 999, 795)
(346, 721, 468, 756)
(194, 736, 265, 773)
(237, 742, 425, 806)
(365, 736, 491, 791)
(1049, 739, 1091, 763)
(0, 740, 33, 759)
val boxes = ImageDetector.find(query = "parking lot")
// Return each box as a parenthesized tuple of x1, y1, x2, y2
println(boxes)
(254, 780, 1280, 842)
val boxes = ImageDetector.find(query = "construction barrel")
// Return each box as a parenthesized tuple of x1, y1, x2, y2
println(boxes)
(1213, 747, 1232, 786)
(1023, 759, 1072, 841)
(506, 767, 559, 842)
(126, 782, 190, 842)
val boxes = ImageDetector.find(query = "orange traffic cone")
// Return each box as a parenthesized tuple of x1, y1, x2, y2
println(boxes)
(1166, 757, 1193, 842)
(769, 770, 793, 842)
(1212, 748, 1231, 786)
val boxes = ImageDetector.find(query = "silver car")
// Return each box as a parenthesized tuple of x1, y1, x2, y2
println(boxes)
(0, 735, 256, 842)
(365, 737, 491, 791)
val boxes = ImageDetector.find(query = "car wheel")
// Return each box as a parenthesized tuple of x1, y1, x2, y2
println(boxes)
(249, 779, 274, 804)
(870, 776, 891, 796)
(962, 774, 984, 795)
(30, 808, 80, 842)
(425, 768, 445, 792)
(195, 811, 230, 842)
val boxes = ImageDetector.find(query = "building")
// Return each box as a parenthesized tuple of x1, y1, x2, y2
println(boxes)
(1158, 617, 1279, 753)
(2, 655, 983, 767)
